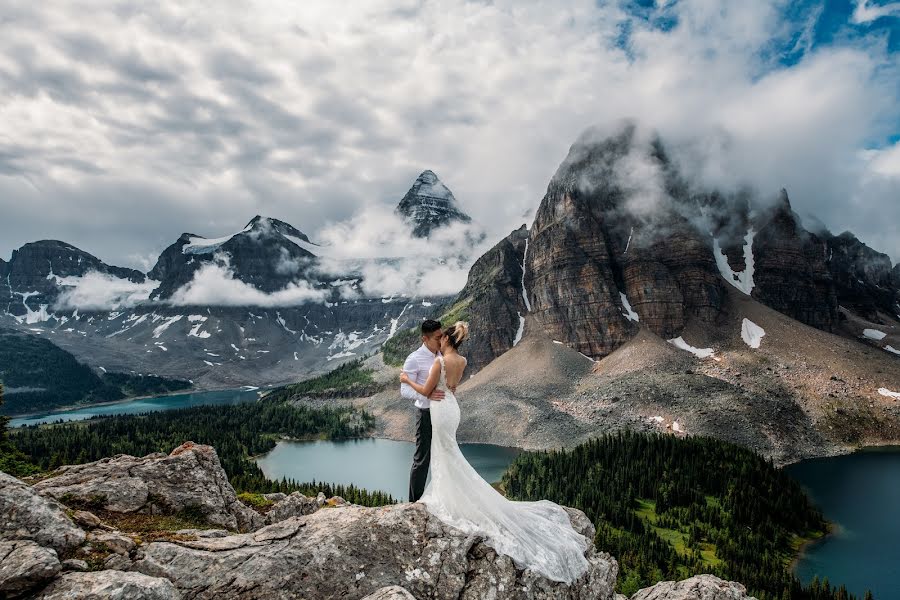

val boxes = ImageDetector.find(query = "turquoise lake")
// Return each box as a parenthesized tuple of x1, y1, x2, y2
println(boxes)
(787, 447, 900, 600)
(255, 438, 523, 501)
(9, 388, 262, 428)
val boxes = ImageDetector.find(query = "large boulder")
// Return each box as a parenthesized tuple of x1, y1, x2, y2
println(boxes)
(33, 570, 180, 600)
(631, 575, 758, 600)
(264, 490, 322, 524)
(32, 442, 263, 532)
(132, 502, 618, 600)
(0, 540, 62, 598)
(0, 471, 85, 553)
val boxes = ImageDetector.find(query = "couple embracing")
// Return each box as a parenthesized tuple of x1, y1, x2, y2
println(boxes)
(399, 319, 589, 585)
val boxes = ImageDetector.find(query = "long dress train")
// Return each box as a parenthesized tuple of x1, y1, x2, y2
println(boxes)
(418, 357, 589, 584)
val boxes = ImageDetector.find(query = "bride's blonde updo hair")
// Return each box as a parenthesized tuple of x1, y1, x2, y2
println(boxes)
(444, 321, 469, 350)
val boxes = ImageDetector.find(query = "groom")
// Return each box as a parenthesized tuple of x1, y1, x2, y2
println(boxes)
(403, 319, 445, 502)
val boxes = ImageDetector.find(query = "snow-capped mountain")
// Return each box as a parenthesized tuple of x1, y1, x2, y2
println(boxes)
(368, 124, 900, 465)
(1, 240, 148, 324)
(396, 170, 472, 237)
(0, 172, 478, 391)
(148, 215, 342, 301)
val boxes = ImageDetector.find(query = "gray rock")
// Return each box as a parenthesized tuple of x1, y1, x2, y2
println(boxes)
(361, 586, 417, 600)
(33, 570, 181, 600)
(133, 502, 617, 600)
(88, 531, 136, 556)
(0, 540, 61, 598)
(0, 471, 86, 553)
(61, 559, 89, 572)
(103, 553, 133, 571)
(262, 493, 286, 502)
(631, 575, 758, 600)
(33, 443, 264, 532)
(265, 491, 320, 524)
(72, 509, 104, 529)
(174, 529, 230, 538)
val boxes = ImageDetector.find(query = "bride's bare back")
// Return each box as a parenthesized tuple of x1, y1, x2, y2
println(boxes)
(441, 353, 467, 390)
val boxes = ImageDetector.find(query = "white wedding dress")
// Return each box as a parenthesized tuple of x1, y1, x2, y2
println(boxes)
(418, 357, 590, 584)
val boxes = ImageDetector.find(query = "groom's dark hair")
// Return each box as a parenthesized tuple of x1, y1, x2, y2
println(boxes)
(421, 319, 442, 335)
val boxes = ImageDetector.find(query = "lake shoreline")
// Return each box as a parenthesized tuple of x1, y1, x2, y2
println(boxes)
(7, 387, 263, 427)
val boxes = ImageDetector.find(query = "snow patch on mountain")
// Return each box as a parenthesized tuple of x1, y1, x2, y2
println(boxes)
(620, 292, 640, 322)
(863, 328, 887, 340)
(885, 345, 900, 355)
(668, 337, 715, 359)
(878, 387, 900, 399)
(182, 223, 254, 255)
(152, 315, 183, 339)
(741, 318, 765, 349)
(713, 228, 756, 295)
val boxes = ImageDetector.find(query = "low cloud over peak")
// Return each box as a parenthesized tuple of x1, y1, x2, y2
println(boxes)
(0, 0, 897, 266)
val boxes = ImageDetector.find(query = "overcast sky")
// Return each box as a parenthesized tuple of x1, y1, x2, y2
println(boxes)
(1, 0, 898, 270)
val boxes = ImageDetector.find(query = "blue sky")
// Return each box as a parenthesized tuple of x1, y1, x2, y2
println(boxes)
(0, 0, 898, 270)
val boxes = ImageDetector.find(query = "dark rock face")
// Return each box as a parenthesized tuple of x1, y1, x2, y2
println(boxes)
(396, 170, 472, 238)
(825, 230, 897, 320)
(524, 126, 725, 359)
(149, 215, 323, 301)
(1, 240, 145, 319)
(749, 192, 838, 331)
(450, 225, 530, 374)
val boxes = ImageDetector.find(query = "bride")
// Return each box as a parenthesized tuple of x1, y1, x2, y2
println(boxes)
(399, 321, 590, 584)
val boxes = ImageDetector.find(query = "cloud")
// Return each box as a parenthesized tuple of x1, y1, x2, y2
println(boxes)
(851, 0, 900, 24)
(53, 271, 158, 311)
(0, 0, 897, 269)
(168, 254, 327, 306)
(315, 205, 491, 298)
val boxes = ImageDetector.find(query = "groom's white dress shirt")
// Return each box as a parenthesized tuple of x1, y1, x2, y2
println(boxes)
(401, 343, 439, 410)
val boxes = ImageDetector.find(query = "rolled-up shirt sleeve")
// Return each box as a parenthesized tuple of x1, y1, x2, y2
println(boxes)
(400, 354, 428, 403)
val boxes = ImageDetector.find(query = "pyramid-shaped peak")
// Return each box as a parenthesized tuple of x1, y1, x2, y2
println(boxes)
(397, 170, 471, 238)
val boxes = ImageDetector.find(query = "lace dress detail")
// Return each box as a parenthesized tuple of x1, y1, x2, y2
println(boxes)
(418, 357, 589, 584)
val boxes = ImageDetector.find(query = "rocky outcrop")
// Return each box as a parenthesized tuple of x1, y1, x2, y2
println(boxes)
(630, 575, 757, 600)
(33, 442, 263, 532)
(749, 191, 838, 331)
(1, 442, 759, 600)
(825, 230, 898, 320)
(0, 471, 85, 553)
(264, 490, 324, 523)
(396, 170, 472, 238)
(524, 125, 725, 359)
(132, 502, 617, 600)
(33, 571, 180, 600)
(448, 225, 530, 373)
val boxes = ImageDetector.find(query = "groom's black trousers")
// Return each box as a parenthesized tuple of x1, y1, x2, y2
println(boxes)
(409, 407, 432, 502)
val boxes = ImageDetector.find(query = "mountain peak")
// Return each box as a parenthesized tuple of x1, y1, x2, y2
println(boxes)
(396, 170, 472, 237)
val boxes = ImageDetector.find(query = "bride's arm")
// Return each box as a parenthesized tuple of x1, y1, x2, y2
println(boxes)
(399, 359, 442, 399)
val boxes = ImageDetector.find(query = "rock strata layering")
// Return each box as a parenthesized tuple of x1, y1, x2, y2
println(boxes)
(32, 442, 263, 532)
